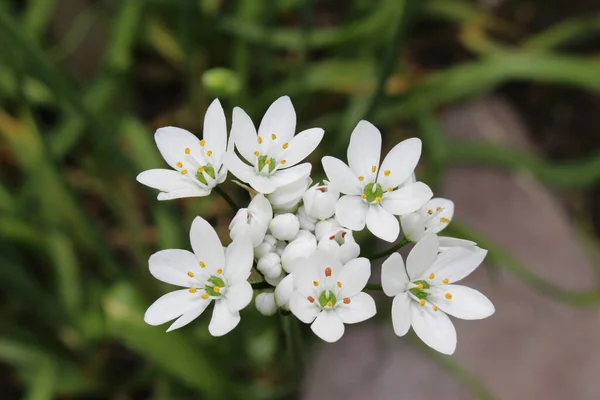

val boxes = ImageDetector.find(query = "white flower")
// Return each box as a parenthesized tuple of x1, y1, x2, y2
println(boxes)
(322, 120, 433, 242)
(229, 194, 273, 247)
(137, 99, 228, 200)
(280, 231, 317, 272)
(254, 234, 277, 259)
(269, 213, 300, 241)
(256, 252, 282, 279)
(297, 205, 317, 231)
(314, 218, 341, 240)
(144, 217, 253, 336)
(268, 174, 312, 212)
(400, 198, 454, 242)
(317, 228, 360, 265)
(381, 233, 494, 355)
(289, 251, 376, 343)
(224, 96, 324, 194)
(302, 181, 339, 220)
(255, 292, 278, 316)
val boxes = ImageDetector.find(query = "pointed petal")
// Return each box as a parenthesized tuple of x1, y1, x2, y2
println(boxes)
(321, 156, 362, 195)
(144, 289, 205, 326)
(137, 169, 198, 192)
(190, 217, 225, 274)
(149, 249, 199, 287)
(223, 152, 255, 185)
(203, 99, 227, 166)
(426, 246, 488, 283)
(410, 302, 457, 355)
(311, 311, 345, 343)
(381, 253, 409, 297)
(400, 213, 426, 242)
(377, 138, 422, 188)
(406, 233, 439, 280)
(225, 281, 253, 312)
(381, 182, 433, 216)
(337, 257, 371, 298)
(391, 293, 411, 336)
(247, 194, 274, 226)
(258, 96, 296, 145)
(429, 285, 495, 320)
(281, 128, 324, 167)
(224, 239, 253, 284)
(289, 292, 321, 323)
(347, 120, 381, 181)
(335, 195, 368, 230)
(438, 237, 477, 250)
(231, 107, 258, 163)
(336, 292, 376, 324)
(157, 187, 211, 200)
(366, 204, 400, 242)
(155, 127, 203, 170)
(208, 300, 241, 336)
(167, 299, 211, 331)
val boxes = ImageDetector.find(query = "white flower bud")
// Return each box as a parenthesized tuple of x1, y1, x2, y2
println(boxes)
(229, 194, 273, 247)
(267, 175, 312, 212)
(297, 205, 317, 231)
(281, 232, 317, 273)
(302, 182, 339, 220)
(317, 228, 360, 264)
(254, 234, 277, 259)
(255, 292, 278, 316)
(274, 274, 294, 310)
(314, 218, 341, 240)
(256, 252, 282, 279)
(294, 229, 315, 241)
(269, 213, 300, 241)
(400, 198, 454, 242)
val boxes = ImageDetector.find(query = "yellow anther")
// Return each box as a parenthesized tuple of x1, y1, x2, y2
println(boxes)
(216, 268, 223, 275)
(254, 151, 260, 157)
(265, 159, 271, 165)
(387, 187, 393, 192)
(282, 142, 288, 149)
(443, 278, 449, 284)
(371, 165, 377, 173)
(417, 283, 424, 290)
(185, 147, 191, 155)
(257, 136, 263, 144)
(384, 169, 391, 176)
(337, 281, 342, 288)
(200, 139, 206, 147)
(313, 281, 319, 287)
(200, 261, 206, 268)
(201, 294, 209, 300)
(214, 286, 221, 293)
(445, 293, 452, 300)
(361, 194, 367, 199)
(436, 207, 442, 212)
(419, 299, 426, 306)
(181, 169, 188, 175)
(189, 288, 197, 293)
(206, 150, 213, 156)
(280, 160, 286, 165)
(358, 176, 364, 181)
(375, 197, 382, 203)
(187, 271, 195, 278)
(271, 133, 277, 140)
(433, 305, 439, 311)
(327, 301, 333, 307)
(440, 217, 450, 224)
(176, 161, 183, 168)
(429, 273, 435, 280)
(427, 209, 433, 215)
(197, 166, 204, 173)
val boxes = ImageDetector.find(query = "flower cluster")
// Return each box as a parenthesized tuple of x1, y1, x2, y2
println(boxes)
(138, 96, 494, 354)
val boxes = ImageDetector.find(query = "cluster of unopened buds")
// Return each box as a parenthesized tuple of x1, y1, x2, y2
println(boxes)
(137, 96, 494, 355)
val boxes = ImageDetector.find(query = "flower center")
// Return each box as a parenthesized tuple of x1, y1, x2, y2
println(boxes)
(205, 275, 225, 297)
(196, 164, 216, 185)
(362, 183, 384, 203)
(318, 290, 337, 308)
(409, 280, 430, 300)
(257, 155, 277, 174)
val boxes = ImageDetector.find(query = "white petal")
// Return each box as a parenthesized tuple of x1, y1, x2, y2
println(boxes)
(274, 274, 294, 308)
(223, 152, 256, 185)
(157, 188, 211, 200)
(290, 292, 321, 323)
(281, 128, 324, 167)
(155, 127, 203, 170)
(425, 246, 488, 283)
(381, 182, 433, 216)
(429, 285, 495, 320)
(422, 198, 454, 234)
(335, 195, 368, 230)
(248, 175, 278, 194)
(270, 163, 312, 189)
(381, 253, 409, 297)
(438, 237, 477, 250)
(400, 213, 426, 242)
(167, 300, 211, 332)
(231, 107, 258, 163)
(410, 302, 457, 355)
(258, 96, 296, 145)
(248, 193, 274, 226)
(208, 300, 241, 336)
(366, 204, 400, 242)
(347, 120, 381, 181)
(391, 293, 411, 336)
(292, 258, 319, 297)
(203, 99, 227, 167)
(224, 239, 253, 284)
(144, 289, 206, 326)
(321, 156, 362, 195)
(149, 249, 199, 287)
(337, 257, 371, 298)
(225, 281, 253, 312)
(311, 311, 345, 343)
(377, 137, 422, 188)
(406, 233, 439, 280)
(137, 169, 199, 192)
(189, 217, 225, 274)
(336, 292, 376, 324)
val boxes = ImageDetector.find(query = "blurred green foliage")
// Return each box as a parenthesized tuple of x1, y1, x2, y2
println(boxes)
(1, 0, 600, 398)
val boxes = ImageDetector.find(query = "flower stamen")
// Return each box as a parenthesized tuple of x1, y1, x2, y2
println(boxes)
(282, 142, 288, 149)
(189, 288, 197, 293)
(343, 297, 351, 304)
(200, 139, 206, 147)
(445, 293, 452, 300)
(185, 147, 191, 155)
(187, 272, 195, 278)
(443, 278, 449, 284)
(176, 161, 183, 168)
(313, 281, 319, 287)
(325, 267, 332, 277)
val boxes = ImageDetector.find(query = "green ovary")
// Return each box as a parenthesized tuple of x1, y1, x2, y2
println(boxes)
(257, 155, 277, 173)
(409, 280, 430, 300)
(362, 183, 384, 203)
(318, 290, 337, 308)
(196, 164, 216, 184)
(205, 276, 225, 297)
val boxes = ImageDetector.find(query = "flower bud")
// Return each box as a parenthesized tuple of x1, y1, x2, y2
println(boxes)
(268, 175, 312, 212)
(269, 213, 300, 241)
(297, 205, 317, 231)
(317, 229, 360, 264)
(400, 198, 454, 242)
(281, 232, 317, 272)
(229, 194, 273, 247)
(274, 274, 294, 310)
(256, 252, 282, 279)
(302, 182, 339, 220)
(254, 234, 277, 259)
(255, 292, 278, 316)
(314, 218, 342, 240)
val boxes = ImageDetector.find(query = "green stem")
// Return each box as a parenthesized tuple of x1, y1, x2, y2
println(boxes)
(365, 283, 383, 291)
(366, 238, 410, 260)
(214, 186, 240, 212)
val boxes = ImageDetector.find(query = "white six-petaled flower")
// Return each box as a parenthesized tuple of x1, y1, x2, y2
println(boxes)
(289, 251, 376, 343)
(137, 99, 228, 200)
(381, 233, 494, 355)
(322, 120, 433, 242)
(400, 198, 454, 242)
(144, 217, 253, 336)
(225, 96, 324, 194)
